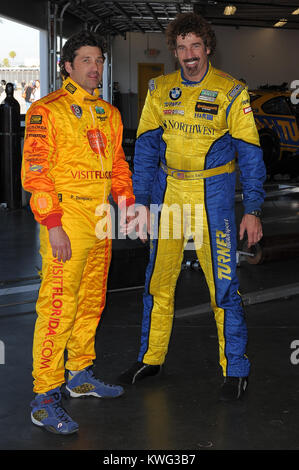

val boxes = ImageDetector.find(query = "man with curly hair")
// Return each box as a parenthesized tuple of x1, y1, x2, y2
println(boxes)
(120, 13, 266, 401)
(22, 31, 135, 434)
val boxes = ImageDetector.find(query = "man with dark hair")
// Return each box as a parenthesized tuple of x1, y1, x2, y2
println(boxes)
(165, 12, 216, 55)
(22, 30, 135, 434)
(59, 30, 107, 79)
(120, 13, 266, 401)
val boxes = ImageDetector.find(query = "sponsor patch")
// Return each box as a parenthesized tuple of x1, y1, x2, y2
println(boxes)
(148, 79, 157, 96)
(70, 170, 112, 180)
(29, 164, 43, 172)
(163, 119, 215, 136)
(164, 101, 182, 107)
(87, 129, 107, 157)
(71, 104, 82, 118)
(95, 106, 105, 114)
(33, 192, 53, 214)
(195, 102, 219, 115)
(163, 109, 184, 115)
(27, 133, 46, 139)
(30, 115, 42, 124)
(169, 87, 182, 100)
(194, 113, 214, 121)
(216, 229, 232, 281)
(65, 82, 77, 94)
(27, 125, 46, 131)
(228, 84, 243, 100)
(27, 157, 43, 163)
(199, 89, 218, 102)
(243, 106, 252, 114)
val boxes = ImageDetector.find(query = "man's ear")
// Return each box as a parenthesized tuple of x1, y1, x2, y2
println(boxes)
(206, 47, 211, 56)
(65, 61, 73, 74)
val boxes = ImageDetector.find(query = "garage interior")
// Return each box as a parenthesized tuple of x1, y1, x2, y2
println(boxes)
(0, 0, 299, 453)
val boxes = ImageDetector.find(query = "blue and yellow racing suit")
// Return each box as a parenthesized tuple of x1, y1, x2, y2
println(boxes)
(133, 64, 266, 377)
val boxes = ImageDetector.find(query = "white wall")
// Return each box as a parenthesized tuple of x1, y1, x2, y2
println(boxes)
(112, 26, 299, 92)
(112, 32, 175, 94)
(212, 26, 299, 89)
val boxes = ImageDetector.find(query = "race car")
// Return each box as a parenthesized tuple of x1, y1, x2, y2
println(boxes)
(249, 84, 299, 176)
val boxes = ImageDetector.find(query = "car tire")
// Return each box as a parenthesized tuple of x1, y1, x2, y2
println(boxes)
(259, 128, 280, 172)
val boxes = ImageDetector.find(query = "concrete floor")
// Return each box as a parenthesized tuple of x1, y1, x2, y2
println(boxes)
(0, 180, 299, 454)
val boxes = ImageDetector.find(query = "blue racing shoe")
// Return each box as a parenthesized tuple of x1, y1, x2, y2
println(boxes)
(66, 366, 124, 399)
(30, 387, 79, 435)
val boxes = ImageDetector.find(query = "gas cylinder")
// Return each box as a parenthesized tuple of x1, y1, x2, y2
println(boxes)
(0, 83, 22, 209)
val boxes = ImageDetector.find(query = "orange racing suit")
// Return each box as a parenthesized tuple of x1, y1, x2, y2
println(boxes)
(22, 77, 134, 393)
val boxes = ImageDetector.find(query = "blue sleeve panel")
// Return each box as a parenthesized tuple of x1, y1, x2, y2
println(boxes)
(226, 86, 267, 214)
(234, 138, 266, 213)
(133, 127, 164, 206)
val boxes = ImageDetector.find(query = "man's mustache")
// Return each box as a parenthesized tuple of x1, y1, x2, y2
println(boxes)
(183, 57, 199, 64)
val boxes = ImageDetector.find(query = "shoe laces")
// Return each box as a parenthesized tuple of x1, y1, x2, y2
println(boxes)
(51, 394, 73, 423)
(85, 366, 117, 389)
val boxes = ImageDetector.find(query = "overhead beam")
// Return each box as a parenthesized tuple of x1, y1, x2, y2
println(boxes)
(146, 3, 165, 31)
(50, 0, 125, 36)
(114, 2, 145, 33)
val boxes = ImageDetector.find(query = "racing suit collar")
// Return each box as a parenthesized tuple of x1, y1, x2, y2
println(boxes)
(62, 77, 100, 105)
(180, 61, 211, 86)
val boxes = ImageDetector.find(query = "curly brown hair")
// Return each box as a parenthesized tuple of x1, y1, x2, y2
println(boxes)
(165, 13, 216, 56)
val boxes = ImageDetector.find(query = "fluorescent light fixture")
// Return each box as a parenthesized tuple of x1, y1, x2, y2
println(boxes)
(224, 5, 237, 15)
(291, 8, 299, 14)
(274, 18, 288, 27)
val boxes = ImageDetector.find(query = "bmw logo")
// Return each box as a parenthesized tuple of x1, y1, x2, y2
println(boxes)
(169, 87, 182, 100)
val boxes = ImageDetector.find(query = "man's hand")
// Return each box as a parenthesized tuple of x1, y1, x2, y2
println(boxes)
(120, 204, 150, 243)
(135, 205, 151, 243)
(239, 214, 263, 248)
(48, 226, 72, 262)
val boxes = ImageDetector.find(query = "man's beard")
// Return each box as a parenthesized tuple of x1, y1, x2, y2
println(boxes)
(183, 57, 200, 77)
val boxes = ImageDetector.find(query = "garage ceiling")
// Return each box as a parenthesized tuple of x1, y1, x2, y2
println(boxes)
(52, 0, 299, 36)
